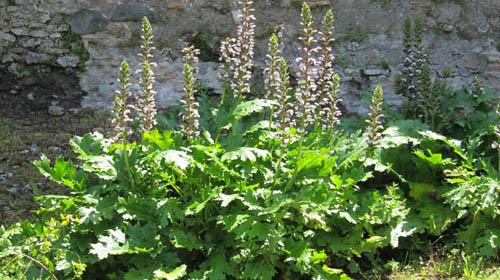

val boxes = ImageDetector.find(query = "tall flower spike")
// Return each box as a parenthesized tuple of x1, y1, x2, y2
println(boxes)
(180, 46, 201, 141)
(413, 16, 427, 89)
(136, 16, 158, 134)
(264, 33, 281, 100)
(316, 9, 338, 129)
(364, 86, 385, 145)
(472, 76, 485, 98)
(275, 57, 294, 146)
(232, 0, 256, 100)
(321, 73, 342, 129)
(399, 17, 413, 97)
(295, 2, 320, 131)
(219, 37, 236, 98)
(403, 18, 412, 60)
(414, 16, 423, 54)
(111, 60, 133, 144)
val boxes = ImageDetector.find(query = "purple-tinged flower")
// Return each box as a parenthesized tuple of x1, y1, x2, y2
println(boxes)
(136, 16, 158, 134)
(295, 2, 320, 131)
(364, 86, 385, 145)
(180, 46, 201, 141)
(111, 60, 134, 144)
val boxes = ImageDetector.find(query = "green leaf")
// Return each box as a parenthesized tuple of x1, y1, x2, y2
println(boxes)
(154, 265, 187, 280)
(366, 236, 385, 244)
(126, 222, 158, 252)
(169, 228, 202, 250)
(409, 182, 437, 202)
(244, 260, 276, 280)
(310, 250, 328, 264)
(417, 200, 456, 235)
(219, 193, 240, 208)
(143, 129, 175, 150)
(390, 222, 416, 247)
(296, 151, 324, 173)
(476, 229, 500, 257)
(322, 265, 351, 279)
(221, 147, 269, 162)
(202, 248, 235, 279)
(231, 99, 277, 120)
(124, 262, 158, 280)
(221, 214, 251, 232)
(245, 120, 271, 135)
(150, 150, 193, 170)
(70, 132, 108, 158)
(84, 155, 117, 180)
(90, 229, 131, 260)
(34, 155, 86, 191)
(380, 120, 429, 147)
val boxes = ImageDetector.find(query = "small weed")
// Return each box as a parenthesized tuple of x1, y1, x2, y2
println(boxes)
(334, 30, 369, 49)
(192, 32, 219, 62)
(496, 42, 500, 52)
(255, 29, 272, 39)
(370, 0, 391, 7)
(434, 24, 444, 34)
(379, 58, 390, 69)
(339, 31, 368, 43)
(443, 66, 452, 78)
(335, 55, 355, 68)
(14, 70, 30, 79)
(60, 31, 89, 72)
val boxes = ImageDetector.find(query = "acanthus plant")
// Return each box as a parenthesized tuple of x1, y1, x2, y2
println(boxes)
(398, 16, 429, 120)
(316, 9, 342, 129)
(136, 16, 158, 134)
(364, 86, 385, 145)
(111, 60, 133, 144)
(4, 2, 500, 280)
(295, 2, 320, 133)
(179, 46, 201, 141)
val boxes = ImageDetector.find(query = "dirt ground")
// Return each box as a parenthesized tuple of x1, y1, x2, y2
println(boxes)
(0, 69, 111, 226)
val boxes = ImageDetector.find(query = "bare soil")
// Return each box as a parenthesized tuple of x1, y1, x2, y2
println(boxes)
(0, 69, 110, 226)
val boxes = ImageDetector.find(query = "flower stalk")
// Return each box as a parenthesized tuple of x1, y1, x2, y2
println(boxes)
(111, 60, 133, 144)
(295, 2, 320, 133)
(180, 46, 201, 141)
(136, 16, 158, 134)
(232, 0, 256, 100)
(316, 9, 341, 130)
(364, 86, 385, 146)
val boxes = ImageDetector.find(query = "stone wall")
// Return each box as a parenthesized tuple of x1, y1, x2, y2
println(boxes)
(1, 0, 499, 115)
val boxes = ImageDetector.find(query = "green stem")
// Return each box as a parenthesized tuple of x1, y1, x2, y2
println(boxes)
(232, 119, 238, 136)
(122, 131, 137, 192)
(284, 130, 305, 192)
(273, 148, 285, 185)
(268, 108, 274, 131)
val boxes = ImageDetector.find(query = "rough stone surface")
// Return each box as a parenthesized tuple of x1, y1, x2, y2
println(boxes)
(48, 104, 65, 116)
(110, 3, 158, 23)
(25, 52, 50, 64)
(0, 0, 499, 116)
(0, 32, 16, 42)
(57, 55, 80, 68)
(69, 9, 109, 35)
(30, 30, 49, 38)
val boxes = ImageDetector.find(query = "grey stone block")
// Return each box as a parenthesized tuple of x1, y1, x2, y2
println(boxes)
(110, 4, 158, 23)
(69, 9, 109, 35)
